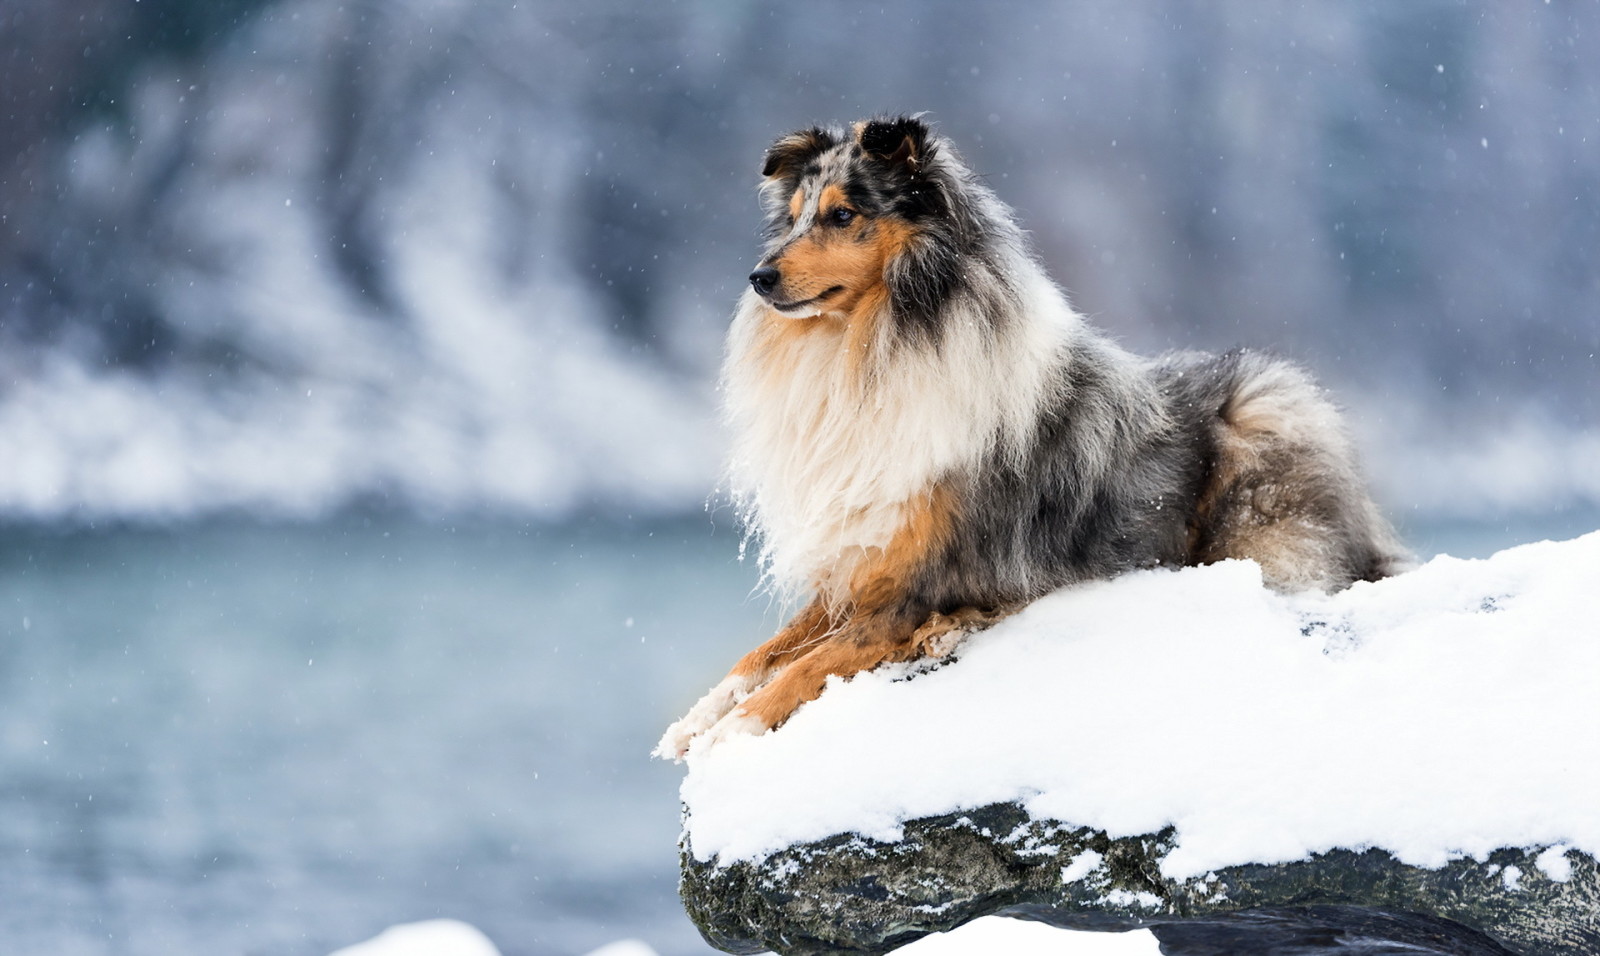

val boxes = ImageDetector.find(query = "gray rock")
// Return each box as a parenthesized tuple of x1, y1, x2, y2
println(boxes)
(679, 802, 1599, 956)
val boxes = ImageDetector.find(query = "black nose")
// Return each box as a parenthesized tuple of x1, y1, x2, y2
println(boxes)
(749, 266, 780, 297)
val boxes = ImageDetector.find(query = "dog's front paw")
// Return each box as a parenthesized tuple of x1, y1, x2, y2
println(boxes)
(697, 709, 769, 753)
(653, 718, 698, 763)
(653, 673, 757, 761)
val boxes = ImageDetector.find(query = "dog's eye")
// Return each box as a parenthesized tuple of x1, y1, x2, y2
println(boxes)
(827, 207, 857, 226)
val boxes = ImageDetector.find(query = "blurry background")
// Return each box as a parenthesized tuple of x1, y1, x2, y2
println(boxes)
(0, 1, 1596, 954)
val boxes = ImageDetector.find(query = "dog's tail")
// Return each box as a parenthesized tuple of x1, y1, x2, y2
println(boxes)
(1193, 350, 1412, 590)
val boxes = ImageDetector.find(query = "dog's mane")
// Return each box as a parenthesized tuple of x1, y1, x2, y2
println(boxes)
(725, 120, 1129, 602)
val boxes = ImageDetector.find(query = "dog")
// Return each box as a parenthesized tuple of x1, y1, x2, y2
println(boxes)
(655, 115, 1408, 760)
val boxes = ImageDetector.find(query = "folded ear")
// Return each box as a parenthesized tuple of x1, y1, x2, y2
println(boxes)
(859, 115, 932, 173)
(762, 127, 835, 179)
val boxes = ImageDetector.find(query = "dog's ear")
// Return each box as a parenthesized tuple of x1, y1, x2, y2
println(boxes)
(762, 127, 834, 179)
(859, 115, 932, 174)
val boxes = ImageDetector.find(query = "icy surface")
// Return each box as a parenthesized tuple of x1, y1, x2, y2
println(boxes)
(681, 534, 1600, 879)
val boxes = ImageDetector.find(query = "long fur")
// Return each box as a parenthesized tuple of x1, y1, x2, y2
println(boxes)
(657, 115, 1409, 758)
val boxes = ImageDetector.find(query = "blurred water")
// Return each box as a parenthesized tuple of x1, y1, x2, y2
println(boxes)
(0, 510, 1594, 955)
(0, 516, 775, 956)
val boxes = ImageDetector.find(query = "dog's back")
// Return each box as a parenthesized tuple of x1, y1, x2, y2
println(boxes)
(911, 341, 1408, 614)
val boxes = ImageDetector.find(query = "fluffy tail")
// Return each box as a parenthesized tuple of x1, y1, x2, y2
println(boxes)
(1197, 350, 1411, 590)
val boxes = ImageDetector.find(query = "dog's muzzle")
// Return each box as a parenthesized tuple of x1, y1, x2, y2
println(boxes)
(749, 266, 780, 298)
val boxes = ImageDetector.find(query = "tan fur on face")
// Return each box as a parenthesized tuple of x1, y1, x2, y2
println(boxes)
(765, 183, 917, 317)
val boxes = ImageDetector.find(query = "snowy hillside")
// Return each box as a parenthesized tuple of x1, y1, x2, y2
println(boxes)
(4, 1, 1599, 522)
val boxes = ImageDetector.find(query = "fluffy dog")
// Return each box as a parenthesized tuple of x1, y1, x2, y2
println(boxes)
(656, 115, 1407, 759)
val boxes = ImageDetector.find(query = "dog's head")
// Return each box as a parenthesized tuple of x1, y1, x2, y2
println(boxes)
(748, 115, 971, 332)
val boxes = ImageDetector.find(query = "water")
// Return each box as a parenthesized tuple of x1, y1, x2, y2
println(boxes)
(0, 516, 776, 956)
(1, 509, 1594, 955)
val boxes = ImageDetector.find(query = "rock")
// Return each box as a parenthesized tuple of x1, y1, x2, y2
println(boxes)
(679, 802, 1599, 956)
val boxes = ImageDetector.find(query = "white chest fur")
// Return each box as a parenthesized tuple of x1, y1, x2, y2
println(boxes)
(722, 278, 1072, 599)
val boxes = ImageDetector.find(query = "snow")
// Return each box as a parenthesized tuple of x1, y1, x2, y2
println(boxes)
(681, 533, 1600, 879)
(896, 917, 1159, 955)
(325, 924, 666, 956)
(1061, 850, 1104, 883)
(1536, 845, 1575, 882)
(327, 920, 501, 956)
(1501, 864, 1524, 891)
(1367, 418, 1600, 518)
(0, 349, 717, 521)
(580, 941, 663, 956)
(325, 919, 1159, 955)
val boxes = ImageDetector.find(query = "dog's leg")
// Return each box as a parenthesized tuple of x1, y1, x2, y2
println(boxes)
(699, 487, 957, 748)
(653, 598, 833, 760)
(697, 603, 1018, 749)
(698, 599, 926, 749)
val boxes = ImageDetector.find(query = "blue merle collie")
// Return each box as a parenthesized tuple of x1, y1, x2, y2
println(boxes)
(657, 115, 1407, 758)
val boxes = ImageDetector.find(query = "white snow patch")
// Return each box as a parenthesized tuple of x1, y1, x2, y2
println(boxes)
(1536, 845, 1574, 883)
(1500, 865, 1523, 891)
(1102, 889, 1163, 910)
(327, 925, 657, 956)
(681, 534, 1600, 880)
(896, 917, 1160, 955)
(327, 920, 500, 956)
(1062, 850, 1104, 884)
(581, 941, 661, 956)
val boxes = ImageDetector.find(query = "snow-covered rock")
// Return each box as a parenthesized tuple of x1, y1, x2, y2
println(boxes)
(674, 534, 1600, 955)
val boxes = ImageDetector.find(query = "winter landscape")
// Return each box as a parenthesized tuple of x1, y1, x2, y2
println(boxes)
(1, 2, 1597, 954)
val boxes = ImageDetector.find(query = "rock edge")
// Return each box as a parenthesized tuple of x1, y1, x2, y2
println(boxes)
(680, 803, 1599, 956)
